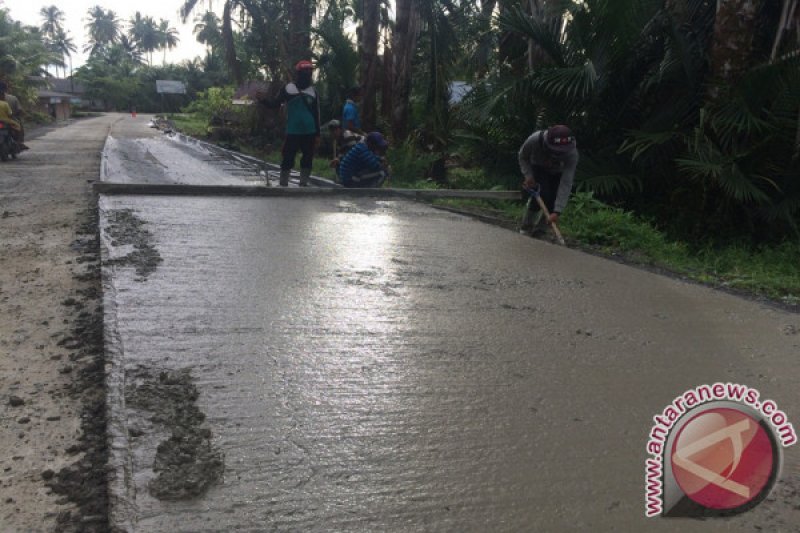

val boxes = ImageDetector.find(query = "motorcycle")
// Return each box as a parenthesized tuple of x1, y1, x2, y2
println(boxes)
(0, 120, 21, 161)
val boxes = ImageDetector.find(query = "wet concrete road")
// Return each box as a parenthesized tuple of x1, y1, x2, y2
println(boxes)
(100, 116, 800, 532)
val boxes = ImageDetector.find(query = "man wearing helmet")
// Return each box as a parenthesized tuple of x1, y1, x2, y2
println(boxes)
(258, 60, 320, 186)
(518, 125, 578, 236)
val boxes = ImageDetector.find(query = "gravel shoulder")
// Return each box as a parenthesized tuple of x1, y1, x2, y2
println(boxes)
(0, 115, 119, 532)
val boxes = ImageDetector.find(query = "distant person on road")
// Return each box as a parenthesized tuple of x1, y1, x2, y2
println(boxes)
(338, 131, 390, 188)
(257, 60, 320, 187)
(327, 119, 362, 178)
(341, 86, 363, 134)
(0, 82, 26, 150)
(518, 124, 578, 236)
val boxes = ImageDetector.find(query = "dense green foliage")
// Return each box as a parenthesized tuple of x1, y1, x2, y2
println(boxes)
(3, 0, 799, 247)
(0, 8, 55, 111)
(455, 0, 799, 242)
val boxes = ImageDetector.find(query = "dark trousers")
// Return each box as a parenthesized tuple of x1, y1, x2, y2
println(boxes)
(342, 170, 386, 188)
(281, 134, 315, 170)
(526, 167, 562, 214)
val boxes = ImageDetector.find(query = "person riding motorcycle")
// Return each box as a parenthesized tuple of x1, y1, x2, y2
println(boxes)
(0, 82, 27, 150)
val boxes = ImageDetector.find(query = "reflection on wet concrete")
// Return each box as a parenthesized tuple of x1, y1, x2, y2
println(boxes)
(101, 195, 800, 532)
(102, 135, 270, 186)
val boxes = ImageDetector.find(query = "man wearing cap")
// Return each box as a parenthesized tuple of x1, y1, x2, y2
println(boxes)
(327, 119, 362, 178)
(258, 60, 320, 186)
(518, 125, 578, 235)
(338, 131, 390, 188)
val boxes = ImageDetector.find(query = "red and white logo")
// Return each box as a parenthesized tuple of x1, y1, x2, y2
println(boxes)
(670, 407, 776, 512)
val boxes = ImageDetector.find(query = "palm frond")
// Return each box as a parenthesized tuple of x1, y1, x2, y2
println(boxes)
(619, 130, 679, 162)
(525, 62, 598, 105)
(495, 5, 568, 67)
(676, 151, 774, 205)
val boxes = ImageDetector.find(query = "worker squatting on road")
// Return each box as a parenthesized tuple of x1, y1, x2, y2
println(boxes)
(338, 131, 391, 188)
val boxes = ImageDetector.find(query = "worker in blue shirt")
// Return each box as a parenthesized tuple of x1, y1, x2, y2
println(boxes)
(338, 132, 390, 188)
(341, 86, 363, 134)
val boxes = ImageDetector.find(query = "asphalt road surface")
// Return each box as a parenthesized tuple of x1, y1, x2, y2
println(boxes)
(7, 114, 797, 532)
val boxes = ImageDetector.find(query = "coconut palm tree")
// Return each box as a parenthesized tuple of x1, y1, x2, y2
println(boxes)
(158, 19, 180, 63)
(118, 35, 146, 65)
(40, 5, 66, 76)
(128, 12, 160, 66)
(193, 11, 222, 58)
(85, 6, 121, 55)
(39, 6, 64, 39)
(53, 28, 78, 79)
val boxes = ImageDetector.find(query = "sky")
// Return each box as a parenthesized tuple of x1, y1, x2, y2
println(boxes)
(4, 0, 213, 70)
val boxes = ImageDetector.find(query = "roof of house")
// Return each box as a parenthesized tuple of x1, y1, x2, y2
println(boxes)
(50, 79, 86, 94)
(37, 90, 75, 99)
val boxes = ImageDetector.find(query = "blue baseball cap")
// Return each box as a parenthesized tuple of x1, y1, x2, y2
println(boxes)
(366, 131, 388, 148)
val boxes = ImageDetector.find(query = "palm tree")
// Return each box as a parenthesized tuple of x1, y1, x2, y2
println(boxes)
(39, 6, 64, 39)
(314, 0, 359, 118)
(84, 6, 121, 55)
(0, 10, 52, 84)
(53, 28, 78, 80)
(158, 19, 180, 63)
(40, 5, 65, 76)
(128, 12, 160, 66)
(193, 11, 222, 58)
(181, 0, 245, 85)
(119, 35, 145, 65)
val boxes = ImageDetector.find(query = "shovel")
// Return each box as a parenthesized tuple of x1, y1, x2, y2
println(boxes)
(523, 185, 566, 246)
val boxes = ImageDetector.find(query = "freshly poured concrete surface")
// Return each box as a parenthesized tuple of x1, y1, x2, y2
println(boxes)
(100, 192, 800, 531)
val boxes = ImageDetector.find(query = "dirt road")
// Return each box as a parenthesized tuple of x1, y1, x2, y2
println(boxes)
(0, 114, 128, 532)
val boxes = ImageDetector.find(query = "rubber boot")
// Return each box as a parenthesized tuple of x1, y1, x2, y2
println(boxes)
(299, 168, 311, 187)
(279, 168, 290, 187)
(520, 206, 542, 235)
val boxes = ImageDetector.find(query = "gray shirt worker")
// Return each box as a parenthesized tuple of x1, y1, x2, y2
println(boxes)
(518, 125, 578, 215)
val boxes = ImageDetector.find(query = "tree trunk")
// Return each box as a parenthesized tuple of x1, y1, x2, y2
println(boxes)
(770, 0, 797, 61)
(287, 0, 312, 68)
(665, 0, 690, 23)
(360, 0, 380, 130)
(475, 0, 498, 78)
(708, 0, 763, 87)
(526, 0, 562, 71)
(381, 41, 393, 126)
(222, 1, 243, 86)
(391, 0, 421, 141)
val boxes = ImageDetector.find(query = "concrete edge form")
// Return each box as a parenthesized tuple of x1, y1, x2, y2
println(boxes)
(99, 196, 137, 532)
(91, 181, 521, 200)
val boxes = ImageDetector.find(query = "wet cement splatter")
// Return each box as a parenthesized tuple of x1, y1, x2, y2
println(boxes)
(44, 199, 110, 533)
(103, 209, 162, 280)
(126, 369, 224, 500)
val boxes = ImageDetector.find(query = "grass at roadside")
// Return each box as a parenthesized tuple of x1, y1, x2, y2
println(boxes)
(167, 113, 208, 138)
(166, 112, 800, 308)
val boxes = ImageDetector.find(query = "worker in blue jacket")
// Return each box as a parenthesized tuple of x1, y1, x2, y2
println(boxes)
(338, 132, 390, 188)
